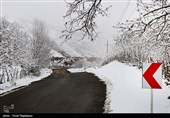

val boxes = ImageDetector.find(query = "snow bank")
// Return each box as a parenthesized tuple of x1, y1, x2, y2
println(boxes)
(0, 68, 52, 96)
(68, 61, 170, 113)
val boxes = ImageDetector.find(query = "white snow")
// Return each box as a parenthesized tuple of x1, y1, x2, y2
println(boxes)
(0, 66, 22, 84)
(50, 49, 63, 57)
(0, 68, 52, 96)
(56, 43, 82, 57)
(68, 61, 170, 113)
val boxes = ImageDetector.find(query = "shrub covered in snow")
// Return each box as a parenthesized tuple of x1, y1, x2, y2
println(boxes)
(26, 65, 41, 77)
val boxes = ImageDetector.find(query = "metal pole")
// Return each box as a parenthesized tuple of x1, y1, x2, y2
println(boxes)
(107, 40, 108, 54)
(151, 89, 153, 113)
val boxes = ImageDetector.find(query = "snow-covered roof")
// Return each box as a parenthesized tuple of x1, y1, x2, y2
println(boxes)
(50, 49, 63, 57)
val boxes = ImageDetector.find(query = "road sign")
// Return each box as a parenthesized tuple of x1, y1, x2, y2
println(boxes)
(142, 63, 162, 89)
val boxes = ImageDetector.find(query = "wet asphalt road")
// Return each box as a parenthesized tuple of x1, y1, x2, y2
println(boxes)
(0, 72, 106, 113)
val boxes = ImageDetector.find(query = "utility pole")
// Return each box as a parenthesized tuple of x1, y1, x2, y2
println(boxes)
(151, 89, 153, 113)
(106, 40, 109, 54)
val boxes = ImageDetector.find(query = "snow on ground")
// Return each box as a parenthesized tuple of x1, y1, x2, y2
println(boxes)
(68, 61, 170, 113)
(50, 49, 63, 57)
(0, 68, 52, 96)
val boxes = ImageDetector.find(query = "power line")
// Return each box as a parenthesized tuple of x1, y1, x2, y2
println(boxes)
(117, 0, 131, 23)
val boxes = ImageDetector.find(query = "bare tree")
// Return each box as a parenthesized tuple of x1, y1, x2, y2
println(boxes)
(31, 19, 51, 68)
(61, 0, 111, 41)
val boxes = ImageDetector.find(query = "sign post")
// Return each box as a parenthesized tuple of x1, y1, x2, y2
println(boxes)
(151, 89, 153, 113)
(142, 63, 162, 113)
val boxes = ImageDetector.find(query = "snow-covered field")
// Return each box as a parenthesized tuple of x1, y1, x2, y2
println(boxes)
(0, 68, 52, 96)
(68, 61, 170, 113)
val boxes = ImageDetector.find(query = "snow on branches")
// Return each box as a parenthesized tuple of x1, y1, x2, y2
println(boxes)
(61, 0, 111, 41)
(114, 0, 170, 65)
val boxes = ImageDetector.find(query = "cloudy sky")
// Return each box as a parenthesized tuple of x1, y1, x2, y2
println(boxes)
(1, 0, 139, 57)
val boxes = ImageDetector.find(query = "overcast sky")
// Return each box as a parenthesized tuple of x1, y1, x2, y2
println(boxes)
(1, 0, 139, 57)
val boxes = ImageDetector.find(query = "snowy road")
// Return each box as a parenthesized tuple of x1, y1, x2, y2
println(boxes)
(0, 72, 106, 113)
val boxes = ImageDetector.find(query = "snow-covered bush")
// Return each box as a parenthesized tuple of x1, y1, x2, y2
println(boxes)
(27, 65, 41, 77)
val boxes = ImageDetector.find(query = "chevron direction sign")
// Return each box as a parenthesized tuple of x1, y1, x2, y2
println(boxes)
(142, 63, 162, 89)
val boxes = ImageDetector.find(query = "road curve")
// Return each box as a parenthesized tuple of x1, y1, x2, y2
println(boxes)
(0, 72, 106, 113)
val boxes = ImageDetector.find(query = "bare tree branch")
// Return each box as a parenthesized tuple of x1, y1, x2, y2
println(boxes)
(143, 4, 170, 16)
(61, 0, 111, 41)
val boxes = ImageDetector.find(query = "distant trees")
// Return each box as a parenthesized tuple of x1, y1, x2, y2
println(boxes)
(31, 19, 51, 69)
(0, 18, 52, 84)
